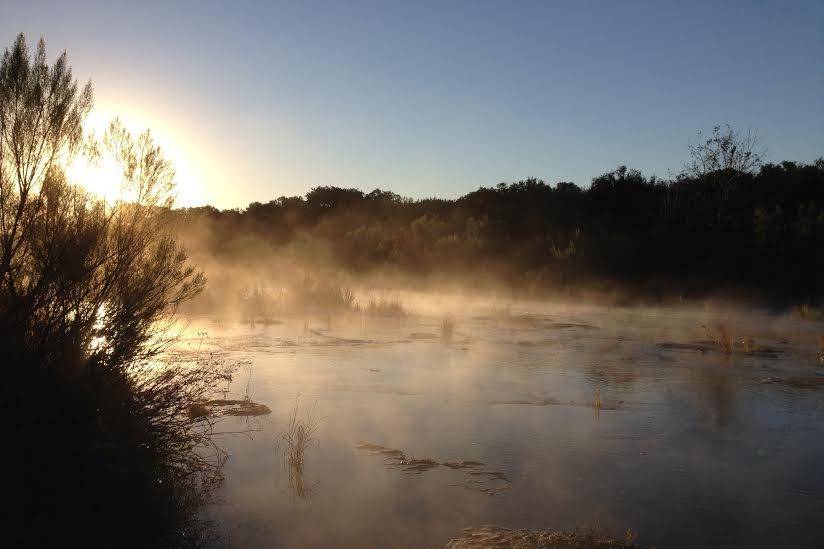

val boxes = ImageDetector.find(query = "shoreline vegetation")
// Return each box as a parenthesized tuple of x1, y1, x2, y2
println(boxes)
(170, 139, 824, 312)
(2, 35, 236, 547)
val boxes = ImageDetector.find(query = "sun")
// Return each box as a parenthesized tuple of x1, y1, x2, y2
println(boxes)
(65, 109, 204, 207)
(66, 140, 131, 204)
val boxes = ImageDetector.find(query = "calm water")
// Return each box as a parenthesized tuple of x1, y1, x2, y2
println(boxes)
(181, 303, 824, 548)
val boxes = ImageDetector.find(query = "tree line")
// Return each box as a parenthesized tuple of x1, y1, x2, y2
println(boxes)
(172, 133, 824, 304)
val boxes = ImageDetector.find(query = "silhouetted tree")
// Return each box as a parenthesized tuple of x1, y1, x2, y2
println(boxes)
(171, 146, 824, 305)
(2, 34, 226, 548)
(684, 124, 765, 182)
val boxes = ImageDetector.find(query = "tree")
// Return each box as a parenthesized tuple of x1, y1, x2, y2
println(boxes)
(2, 34, 226, 547)
(683, 124, 765, 182)
(1, 34, 92, 290)
(1, 34, 203, 377)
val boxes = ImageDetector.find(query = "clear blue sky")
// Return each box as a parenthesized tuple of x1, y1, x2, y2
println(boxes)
(2, 0, 823, 207)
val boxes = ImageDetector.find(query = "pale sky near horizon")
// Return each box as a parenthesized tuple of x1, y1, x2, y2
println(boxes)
(2, 0, 823, 208)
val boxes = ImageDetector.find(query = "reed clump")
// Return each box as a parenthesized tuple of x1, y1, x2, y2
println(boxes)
(791, 304, 824, 321)
(818, 335, 824, 363)
(278, 398, 322, 498)
(290, 274, 357, 313)
(701, 323, 734, 354)
(364, 295, 406, 317)
(441, 313, 456, 339)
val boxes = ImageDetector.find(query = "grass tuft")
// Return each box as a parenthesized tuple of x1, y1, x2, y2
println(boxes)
(441, 313, 456, 339)
(818, 335, 824, 363)
(364, 295, 405, 317)
(701, 322, 734, 354)
(278, 397, 322, 499)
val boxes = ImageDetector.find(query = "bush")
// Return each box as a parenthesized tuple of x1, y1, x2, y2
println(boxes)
(1, 34, 226, 547)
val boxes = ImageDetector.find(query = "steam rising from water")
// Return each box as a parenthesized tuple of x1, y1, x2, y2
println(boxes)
(170, 298, 824, 548)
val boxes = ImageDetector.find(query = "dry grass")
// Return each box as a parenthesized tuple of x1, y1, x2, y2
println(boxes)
(278, 397, 322, 498)
(792, 304, 824, 321)
(280, 399, 321, 469)
(335, 287, 357, 311)
(492, 305, 512, 319)
(291, 274, 357, 313)
(818, 335, 824, 363)
(441, 313, 456, 339)
(701, 322, 734, 354)
(364, 295, 405, 317)
(739, 335, 781, 357)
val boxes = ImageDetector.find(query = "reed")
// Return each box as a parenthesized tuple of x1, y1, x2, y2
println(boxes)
(364, 295, 406, 317)
(701, 323, 734, 354)
(818, 335, 824, 363)
(278, 397, 322, 499)
(441, 313, 456, 339)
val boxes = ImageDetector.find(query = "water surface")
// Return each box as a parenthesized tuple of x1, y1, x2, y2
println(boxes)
(183, 304, 824, 548)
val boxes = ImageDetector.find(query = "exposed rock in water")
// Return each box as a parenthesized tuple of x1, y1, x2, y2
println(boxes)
(442, 460, 486, 469)
(187, 402, 210, 419)
(657, 342, 713, 353)
(657, 340, 780, 358)
(490, 398, 559, 407)
(356, 442, 510, 493)
(758, 376, 824, 389)
(443, 526, 638, 548)
(308, 329, 374, 344)
(399, 457, 440, 473)
(190, 399, 272, 417)
(547, 322, 598, 330)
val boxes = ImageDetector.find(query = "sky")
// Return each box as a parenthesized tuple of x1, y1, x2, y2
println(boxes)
(2, 0, 823, 208)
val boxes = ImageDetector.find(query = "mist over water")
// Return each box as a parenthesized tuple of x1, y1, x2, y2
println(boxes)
(173, 299, 824, 548)
(5, 5, 824, 545)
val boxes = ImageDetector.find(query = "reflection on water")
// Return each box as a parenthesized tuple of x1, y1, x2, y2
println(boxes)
(183, 304, 824, 548)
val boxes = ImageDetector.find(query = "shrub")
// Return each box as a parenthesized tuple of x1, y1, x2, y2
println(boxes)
(1, 35, 226, 547)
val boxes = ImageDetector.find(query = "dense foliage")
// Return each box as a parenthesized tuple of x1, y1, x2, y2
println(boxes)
(173, 158, 824, 304)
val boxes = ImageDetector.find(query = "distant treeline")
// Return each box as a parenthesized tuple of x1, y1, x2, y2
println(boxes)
(169, 158, 824, 305)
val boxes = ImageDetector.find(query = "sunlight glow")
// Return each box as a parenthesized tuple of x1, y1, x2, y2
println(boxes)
(66, 109, 204, 207)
